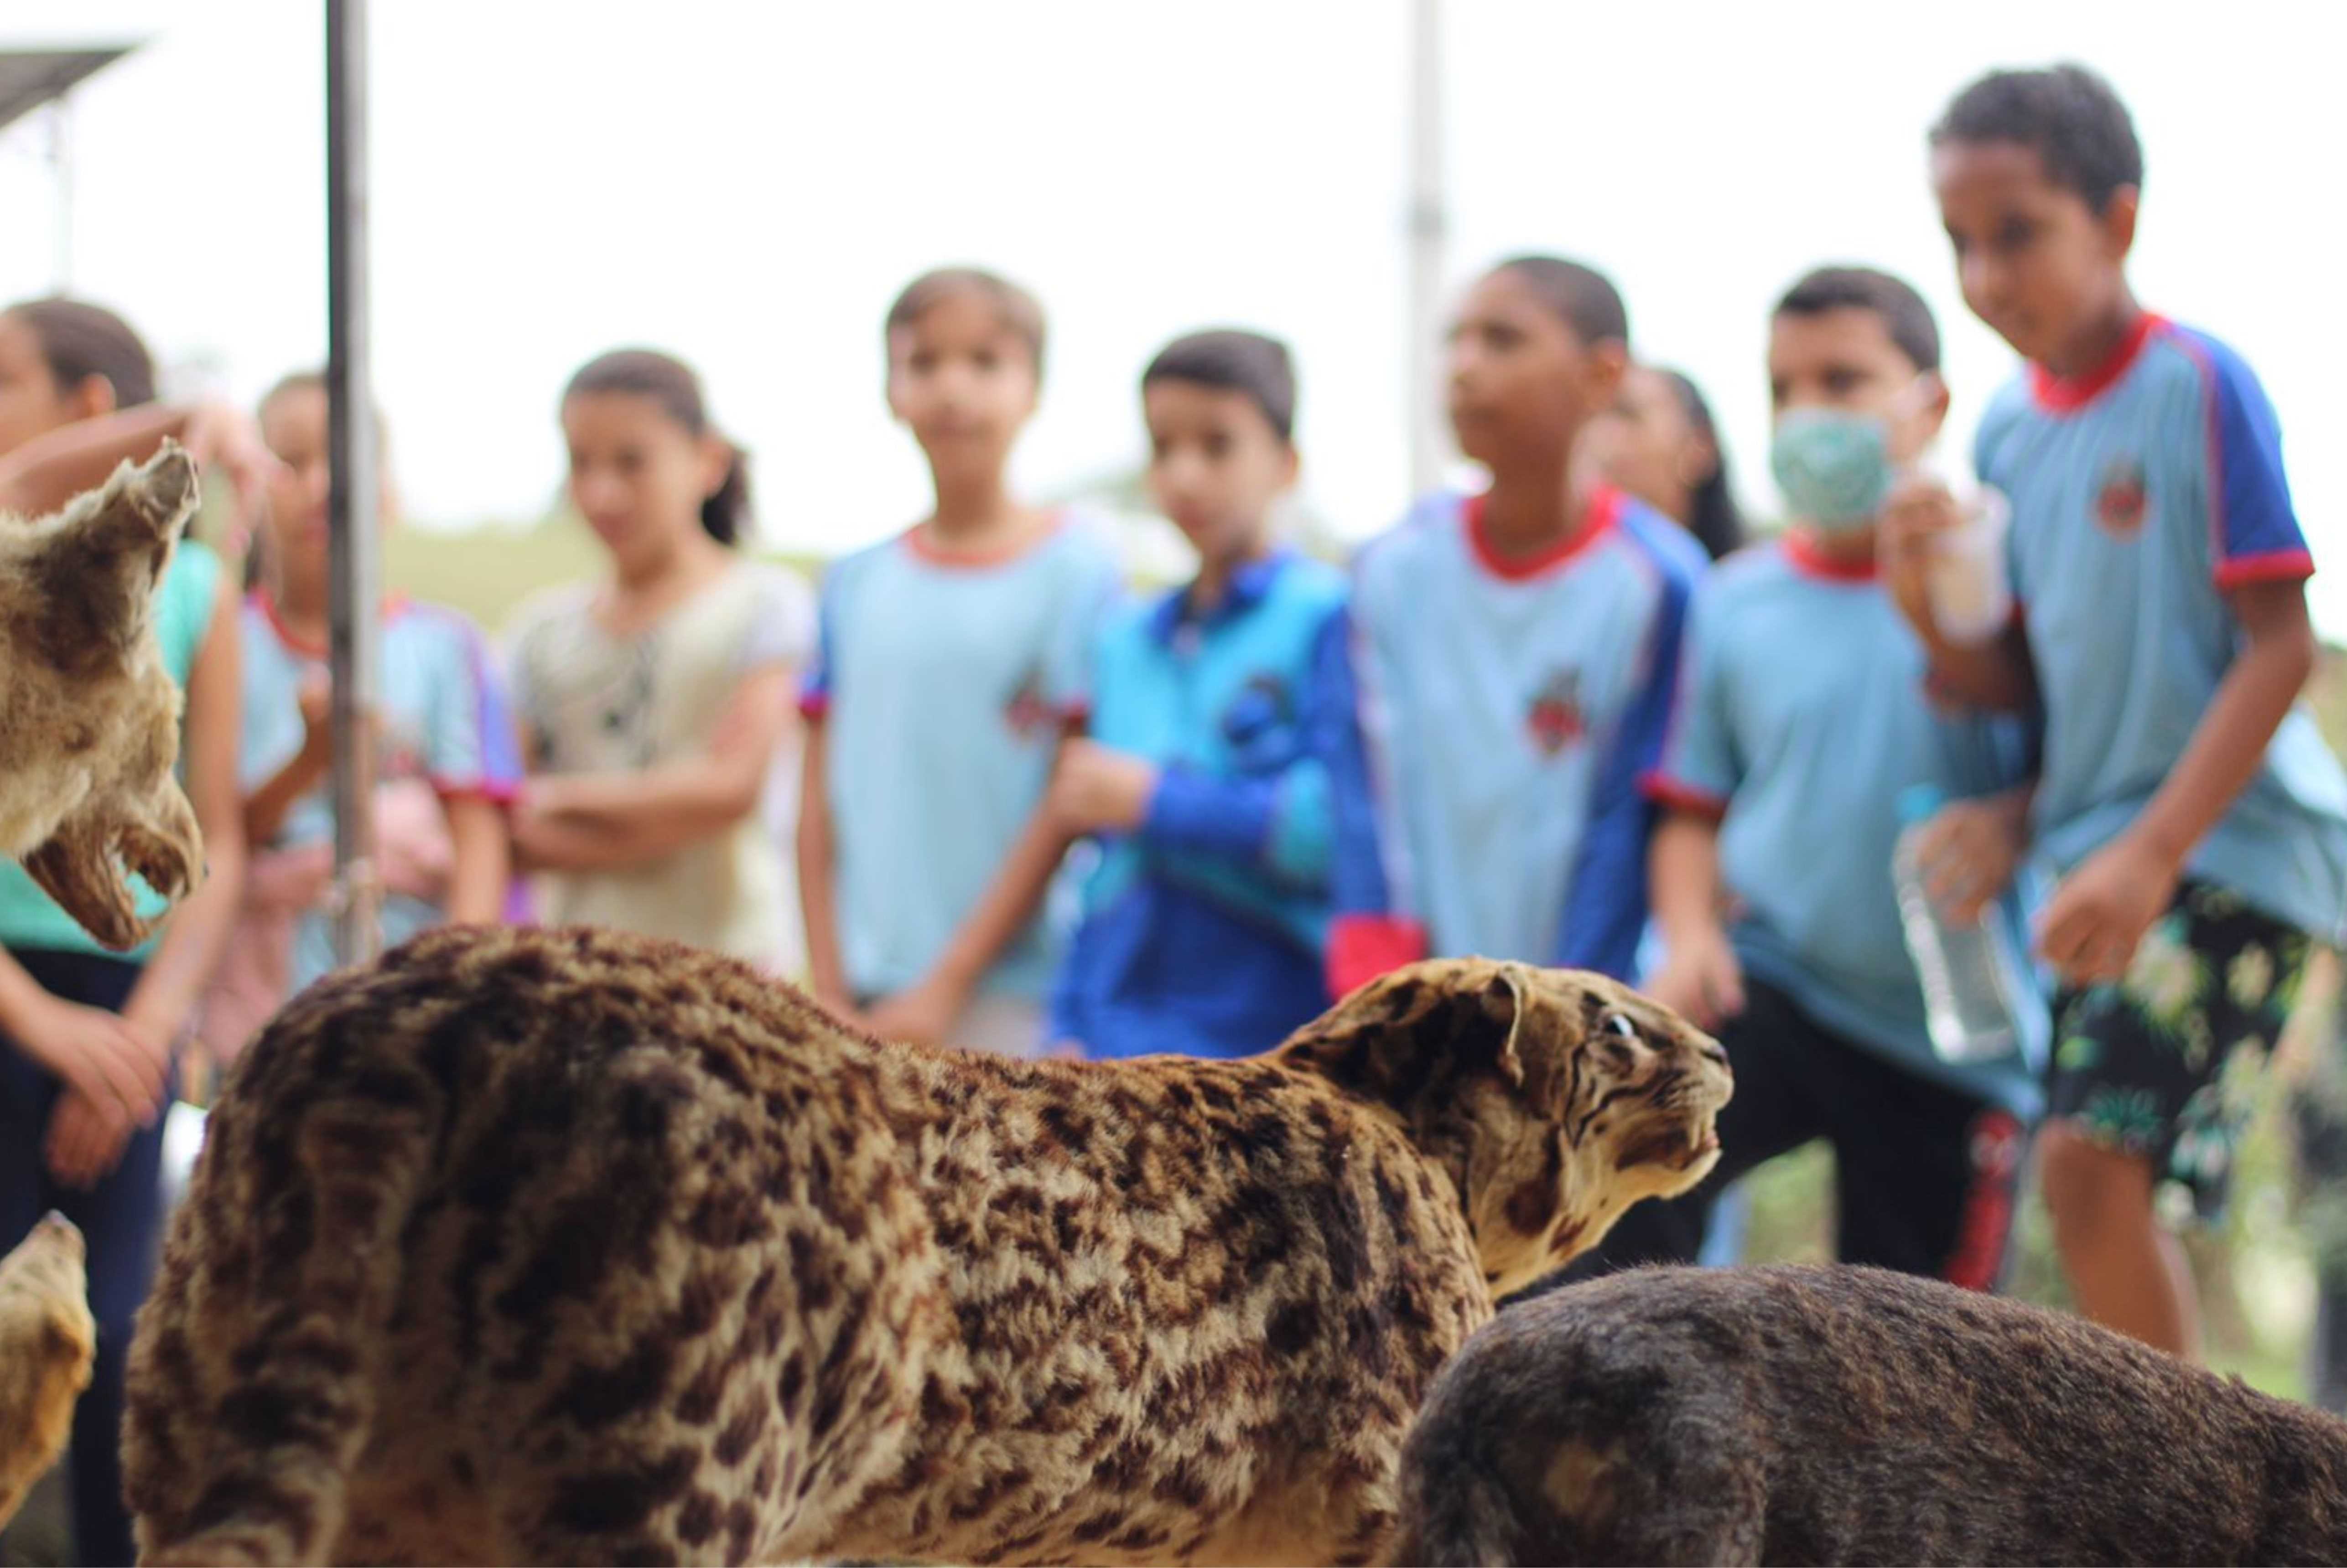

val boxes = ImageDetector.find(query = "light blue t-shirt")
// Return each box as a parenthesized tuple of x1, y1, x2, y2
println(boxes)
(0, 540, 224, 958)
(801, 517, 1124, 1001)
(1648, 535, 2045, 1114)
(1330, 487, 1702, 980)
(241, 592, 522, 989)
(1977, 316, 2347, 942)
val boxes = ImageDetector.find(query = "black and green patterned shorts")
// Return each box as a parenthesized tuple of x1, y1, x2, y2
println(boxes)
(2047, 880, 2314, 1222)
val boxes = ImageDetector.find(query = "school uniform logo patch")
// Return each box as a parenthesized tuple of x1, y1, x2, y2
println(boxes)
(1526, 669, 1585, 756)
(2093, 456, 2150, 537)
(1222, 674, 1299, 773)
(1003, 668, 1055, 738)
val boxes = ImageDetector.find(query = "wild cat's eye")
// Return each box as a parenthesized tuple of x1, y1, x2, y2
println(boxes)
(1605, 1013, 1638, 1040)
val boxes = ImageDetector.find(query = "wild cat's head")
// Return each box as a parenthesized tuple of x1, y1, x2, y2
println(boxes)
(1278, 959, 1731, 1296)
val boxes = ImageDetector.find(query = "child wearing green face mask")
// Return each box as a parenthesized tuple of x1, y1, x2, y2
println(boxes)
(1529, 266, 2049, 1294)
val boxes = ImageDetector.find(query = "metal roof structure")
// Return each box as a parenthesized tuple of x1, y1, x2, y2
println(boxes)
(0, 47, 132, 133)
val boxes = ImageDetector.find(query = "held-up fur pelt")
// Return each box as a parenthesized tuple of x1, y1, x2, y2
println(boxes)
(123, 926, 1730, 1566)
(0, 1214, 97, 1533)
(0, 440, 206, 949)
(1391, 1262, 2347, 1566)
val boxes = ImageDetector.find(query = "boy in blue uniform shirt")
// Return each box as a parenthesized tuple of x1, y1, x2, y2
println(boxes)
(1329, 257, 1703, 995)
(1891, 65, 2347, 1356)
(1044, 331, 1350, 1058)
(1549, 267, 2045, 1290)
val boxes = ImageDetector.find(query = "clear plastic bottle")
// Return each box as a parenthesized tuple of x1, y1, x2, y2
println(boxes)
(1892, 784, 2020, 1063)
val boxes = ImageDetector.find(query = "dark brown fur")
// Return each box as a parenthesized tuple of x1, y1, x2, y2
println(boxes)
(1391, 1263, 2347, 1566)
(0, 441, 205, 949)
(123, 927, 1729, 1566)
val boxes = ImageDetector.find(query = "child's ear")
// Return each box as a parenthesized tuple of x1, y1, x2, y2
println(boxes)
(1920, 370, 1952, 435)
(1277, 442, 1301, 492)
(1581, 340, 1630, 412)
(2099, 185, 2141, 263)
(62, 373, 119, 424)
(697, 432, 733, 497)
(1674, 431, 1720, 493)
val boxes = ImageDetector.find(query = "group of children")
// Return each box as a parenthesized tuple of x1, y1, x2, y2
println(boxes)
(1, 57, 2344, 1565)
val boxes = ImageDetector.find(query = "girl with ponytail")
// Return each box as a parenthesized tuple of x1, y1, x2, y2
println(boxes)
(504, 348, 813, 966)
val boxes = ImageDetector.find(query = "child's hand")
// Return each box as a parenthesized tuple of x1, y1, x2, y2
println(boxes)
(1646, 922, 1745, 1032)
(294, 672, 385, 771)
(296, 670, 334, 760)
(4, 991, 167, 1134)
(2035, 832, 2181, 987)
(1879, 476, 1964, 641)
(861, 978, 962, 1049)
(46, 1088, 138, 1190)
(1915, 795, 2027, 924)
(1048, 740, 1158, 835)
(182, 398, 288, 518)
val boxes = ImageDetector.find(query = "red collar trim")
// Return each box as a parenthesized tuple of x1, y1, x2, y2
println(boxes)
(1465, 486, 1623, 582)
(251, 588, 410, 657)
(2028, 311, 2162, 413)
(1780, 529, 1878, 582)
(901, 510, 1064, 570)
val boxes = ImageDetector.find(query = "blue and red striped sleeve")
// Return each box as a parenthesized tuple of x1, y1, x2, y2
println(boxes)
(2174, 327, 2314, 590)
(1323, 597, 1427, 998)
(1558, 517, 1701, 979)
(798, 571, 841, 722)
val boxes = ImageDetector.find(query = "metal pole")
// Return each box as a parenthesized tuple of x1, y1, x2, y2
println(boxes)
(47, 96, 70, 290)
(326, 0, 381, 966)
(1406, 0, 1447, 497)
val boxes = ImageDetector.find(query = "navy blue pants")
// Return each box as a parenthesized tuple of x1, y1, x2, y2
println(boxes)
(0, 948, 167, 1568)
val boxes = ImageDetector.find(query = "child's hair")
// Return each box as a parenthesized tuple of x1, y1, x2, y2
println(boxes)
(1930, 64, 2143, 214)
(1773, 266, 1942, 375)
(1141, 330, 1298, 442)
(562, 348, 750, 548)
(258, 368, 389, 449)
(1491, 255, 1630, 348)
(885, 266, 1048, 381)
(1652, 368, 1743, 561)
(4, 296, 156, 408)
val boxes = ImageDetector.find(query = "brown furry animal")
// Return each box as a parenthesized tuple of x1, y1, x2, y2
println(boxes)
(0, 1214, 98, 1533)
(0, 440, 207, 950)
(1391, 1262, 2347, 1566)
(122, 925, 1729, 1567)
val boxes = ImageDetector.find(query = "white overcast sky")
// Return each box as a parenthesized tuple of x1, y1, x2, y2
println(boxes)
(3, 0, 2341, 634)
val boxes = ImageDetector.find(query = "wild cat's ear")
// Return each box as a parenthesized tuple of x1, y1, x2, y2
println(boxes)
(1276, 958, 1530, 1104)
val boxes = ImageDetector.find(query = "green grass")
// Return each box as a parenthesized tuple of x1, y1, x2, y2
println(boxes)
(1733, 1093, 2319, 1402)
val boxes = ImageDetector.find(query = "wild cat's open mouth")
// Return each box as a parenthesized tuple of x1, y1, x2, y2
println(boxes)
(1615, 1117, 1721, 1173)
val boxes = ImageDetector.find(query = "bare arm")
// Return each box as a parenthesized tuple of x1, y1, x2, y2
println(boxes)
(531, 667, 792, 842)
(2038, 579, 2319, 983)
(514, 666, 792, 874)
(795, 724, 850, 1012)
(45, 578, 241, 1188)
(439, 794, 509, 926)
(1642, 811, 1745, 1030)
(0, 405, 188, 512)
(862, 797, 1077, 1045)
(119, 571, 248, 1049)
(242, 683, 331, 849)
(1649, 812, 1726, 946)
(2133, 579, 2314, 870)
(0, 401, 279, 518)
